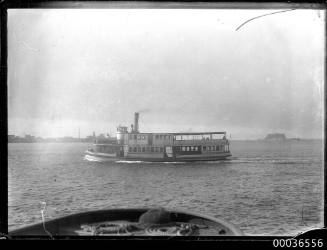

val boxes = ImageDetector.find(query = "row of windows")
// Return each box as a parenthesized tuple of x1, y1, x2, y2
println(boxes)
(155, 134, 172, 140)
(180, 145, 226, 152)
(181, 146, 201, 151)
(129, 146, 164, 153)
(128, 145, 229, 153)
(128, 134, 173, 140)
(203, 145, 225, 151)
(129, 134, 147, 140)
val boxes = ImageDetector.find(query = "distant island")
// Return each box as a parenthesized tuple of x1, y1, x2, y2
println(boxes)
(263, 133, 300, 141)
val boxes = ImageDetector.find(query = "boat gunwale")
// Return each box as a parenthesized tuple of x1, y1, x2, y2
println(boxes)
(9, 207, 243, 236)
(85, 150, 232, 162)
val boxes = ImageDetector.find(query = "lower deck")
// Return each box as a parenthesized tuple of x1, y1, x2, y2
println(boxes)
(85, 149, 231, 162)
(87, 140, 231, 162)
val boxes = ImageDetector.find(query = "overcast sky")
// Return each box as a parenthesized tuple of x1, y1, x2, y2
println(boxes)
(8, 8, 325, 139)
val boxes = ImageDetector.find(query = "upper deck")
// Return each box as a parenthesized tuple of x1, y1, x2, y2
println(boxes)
(113, 113, 229, 147)
(120, 131, 228, 147)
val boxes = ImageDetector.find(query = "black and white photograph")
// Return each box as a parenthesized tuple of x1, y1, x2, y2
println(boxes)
(4, 2, 325, 240)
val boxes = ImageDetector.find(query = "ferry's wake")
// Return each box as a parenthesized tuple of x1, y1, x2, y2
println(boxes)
(84, 155, 102, 162)
(115, 160, 187, 164)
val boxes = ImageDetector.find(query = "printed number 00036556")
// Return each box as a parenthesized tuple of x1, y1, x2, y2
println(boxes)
(273, 239, 323, 248)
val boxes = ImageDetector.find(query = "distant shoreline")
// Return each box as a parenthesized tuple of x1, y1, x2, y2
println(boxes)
(7, 139, 323, 143)
(230, 138, 323, 142)
(8, 141, 93, 143)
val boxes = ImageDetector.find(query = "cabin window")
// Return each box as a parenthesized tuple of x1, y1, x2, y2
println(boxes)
(216, 145, 219, 151)
(129, 147, 132, 152)
(137, 147, 141, 152)
(142, 147, 145, 152)
(203, 146, 206, 151)
(155, 135, 159, 139)
(134, 135, 137, 140)
(155, 147, 159, 152)
(142, 135, 146, 140)
(160, 147, 164, 152)
(133, 147, 137, 152)
(151, 147, 154, 152)
(182, 146, 186, 151)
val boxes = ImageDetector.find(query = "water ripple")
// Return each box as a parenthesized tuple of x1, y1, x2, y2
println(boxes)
(8, 141, 323, 235)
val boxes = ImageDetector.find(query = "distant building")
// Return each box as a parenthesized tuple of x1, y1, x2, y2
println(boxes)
(97, 134, 106, 139)
(264, 133, 286, 141)
(24, 134, 36, 142)
(8, 134, 17, 142)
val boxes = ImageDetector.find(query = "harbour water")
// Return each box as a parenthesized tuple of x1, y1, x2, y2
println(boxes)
(8, 140, 323, 235)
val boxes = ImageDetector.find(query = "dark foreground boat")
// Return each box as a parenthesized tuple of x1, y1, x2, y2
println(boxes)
(9, 208, 243, 236)
(85, 112, 232, 162)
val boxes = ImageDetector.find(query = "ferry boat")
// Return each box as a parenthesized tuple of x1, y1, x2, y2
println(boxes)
(85, 113, 231, 162)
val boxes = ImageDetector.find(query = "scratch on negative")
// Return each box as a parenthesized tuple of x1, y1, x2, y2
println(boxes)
(235, 9, 296, 31)
(40, 201, 54, 239)
(13, 31, 39, 52)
